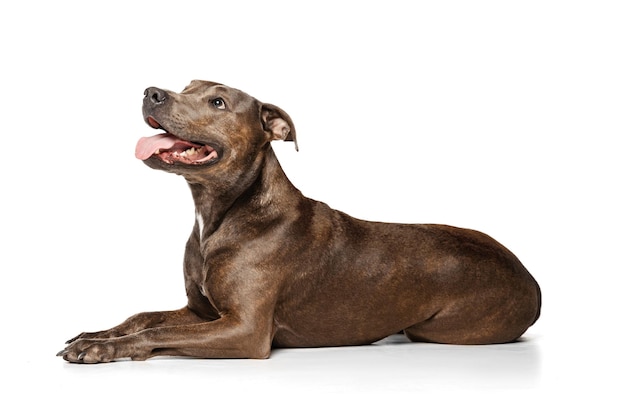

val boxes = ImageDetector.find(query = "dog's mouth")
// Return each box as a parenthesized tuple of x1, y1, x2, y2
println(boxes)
(135, 117, 220, 165)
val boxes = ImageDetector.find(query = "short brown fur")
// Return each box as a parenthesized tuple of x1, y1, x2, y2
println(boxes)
(58, 80, 541, 363)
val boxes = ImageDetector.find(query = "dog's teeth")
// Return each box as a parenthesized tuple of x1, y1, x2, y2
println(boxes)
(181, 148, 199, 157)
(155, 147, 200, 159)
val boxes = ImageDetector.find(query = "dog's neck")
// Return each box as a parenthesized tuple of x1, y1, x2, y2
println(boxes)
(187, 146, 302, 237)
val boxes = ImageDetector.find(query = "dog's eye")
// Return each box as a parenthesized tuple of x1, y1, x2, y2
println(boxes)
(211, 98, 226, 110)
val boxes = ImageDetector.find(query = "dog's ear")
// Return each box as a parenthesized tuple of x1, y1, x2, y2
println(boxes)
(261, 103, 298, 151)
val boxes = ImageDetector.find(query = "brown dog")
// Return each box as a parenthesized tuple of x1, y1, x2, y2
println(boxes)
(58, 80, 541, 363)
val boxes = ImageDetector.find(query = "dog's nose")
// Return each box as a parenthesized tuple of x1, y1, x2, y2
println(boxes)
(144, 87, 168, 105)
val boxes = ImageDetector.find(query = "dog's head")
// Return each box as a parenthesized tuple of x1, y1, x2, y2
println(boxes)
(136, 80, 296, 182)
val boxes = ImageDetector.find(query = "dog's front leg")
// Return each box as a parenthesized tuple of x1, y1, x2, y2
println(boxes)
(63, 307, 211, 344)
(58, 314, 273, 363)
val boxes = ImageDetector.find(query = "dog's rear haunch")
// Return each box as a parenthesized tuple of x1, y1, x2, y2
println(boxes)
(58, 80, 541, 363)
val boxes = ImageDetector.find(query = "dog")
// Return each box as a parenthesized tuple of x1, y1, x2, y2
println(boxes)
(58, 80, 541, 363)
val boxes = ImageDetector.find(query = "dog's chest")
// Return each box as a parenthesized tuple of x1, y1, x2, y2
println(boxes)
(196, 210, 211, 239)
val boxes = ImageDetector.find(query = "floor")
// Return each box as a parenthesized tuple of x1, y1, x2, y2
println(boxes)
(6, 324, 622, 417)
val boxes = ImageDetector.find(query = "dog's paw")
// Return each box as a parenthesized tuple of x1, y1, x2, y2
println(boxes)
(57, 339, 118, 364)
(65, 332, 88, 345)
(57, 334, 154, 364)
(65, 329, 125, 344)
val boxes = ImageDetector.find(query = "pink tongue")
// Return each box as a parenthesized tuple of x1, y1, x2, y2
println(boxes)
(135, 133, 179, 160)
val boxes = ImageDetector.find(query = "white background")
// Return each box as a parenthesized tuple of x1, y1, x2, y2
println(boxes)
(1, 1, 625, 416)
